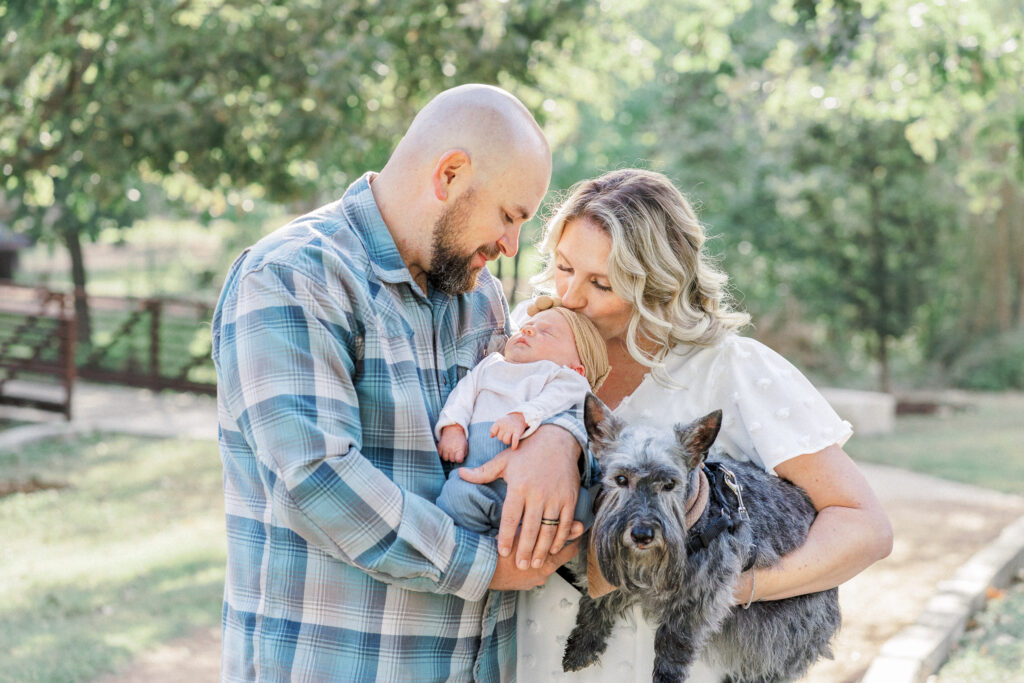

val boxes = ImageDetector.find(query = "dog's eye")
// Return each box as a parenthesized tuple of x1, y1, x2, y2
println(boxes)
(663, 481, 676, 491)
(614, 475, 629, 487)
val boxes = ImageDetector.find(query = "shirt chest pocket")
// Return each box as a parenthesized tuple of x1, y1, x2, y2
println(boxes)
(454, 327, 506, 380)
(368, 297, 416, 366)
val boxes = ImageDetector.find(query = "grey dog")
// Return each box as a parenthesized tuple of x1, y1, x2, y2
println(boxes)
(561, 395, 841, 682)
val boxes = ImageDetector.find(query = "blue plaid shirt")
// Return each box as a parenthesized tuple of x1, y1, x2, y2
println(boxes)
(212, 174, 586, 682)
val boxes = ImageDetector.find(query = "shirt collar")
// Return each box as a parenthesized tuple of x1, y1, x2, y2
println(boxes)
(343, 172, 419, 287)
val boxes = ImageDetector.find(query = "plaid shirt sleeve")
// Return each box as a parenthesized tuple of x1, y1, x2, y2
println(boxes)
(218, 261, 497, 601)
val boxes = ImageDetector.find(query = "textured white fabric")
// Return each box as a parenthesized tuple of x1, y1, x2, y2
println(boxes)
(614, 334, 853, 473)
(435, 352, 591, 441)
(515, 333, 853, 681)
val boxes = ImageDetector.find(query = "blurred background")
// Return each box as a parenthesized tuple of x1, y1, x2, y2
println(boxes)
(1, 1, 1022, 681)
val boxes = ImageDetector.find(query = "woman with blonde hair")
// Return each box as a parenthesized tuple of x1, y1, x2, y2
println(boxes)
(514, 169, 893, 681)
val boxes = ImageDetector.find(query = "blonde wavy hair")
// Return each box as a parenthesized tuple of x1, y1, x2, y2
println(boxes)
(532, 169, 750, 385)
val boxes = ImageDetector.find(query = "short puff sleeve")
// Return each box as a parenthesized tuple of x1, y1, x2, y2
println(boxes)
(702, 336, 853, 473)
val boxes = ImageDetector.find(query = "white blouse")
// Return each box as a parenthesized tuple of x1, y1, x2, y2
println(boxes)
(515, 333, 852, 682)
(614, 334, 852, 472)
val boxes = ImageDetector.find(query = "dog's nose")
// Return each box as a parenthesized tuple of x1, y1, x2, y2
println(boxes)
(631, 525, 655, 547)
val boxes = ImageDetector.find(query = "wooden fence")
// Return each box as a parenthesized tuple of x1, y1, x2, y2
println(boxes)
(76, 290, 216, 394)
(0, 285, 77, 418)
(1, 262, 535, 418)
(0, 283, 216, 418)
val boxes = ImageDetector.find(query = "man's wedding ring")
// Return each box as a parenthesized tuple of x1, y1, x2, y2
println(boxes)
(540, 518, 560, 526)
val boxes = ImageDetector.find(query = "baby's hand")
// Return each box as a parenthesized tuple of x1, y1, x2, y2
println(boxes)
(490, 412, 528, 450)
(438, 424, 468, 463)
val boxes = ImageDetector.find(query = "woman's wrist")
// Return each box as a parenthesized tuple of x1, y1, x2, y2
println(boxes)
(742, 569, 757, 609)
(733, 570, 756, 606)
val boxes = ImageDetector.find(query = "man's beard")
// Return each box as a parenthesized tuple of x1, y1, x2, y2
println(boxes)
(427, 191, 498, 295)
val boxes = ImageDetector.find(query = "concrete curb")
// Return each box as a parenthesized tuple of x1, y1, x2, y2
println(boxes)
(861, 513, 1024, 682)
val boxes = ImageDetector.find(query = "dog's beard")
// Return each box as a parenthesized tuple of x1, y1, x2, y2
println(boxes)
(593, 499, 685, 594)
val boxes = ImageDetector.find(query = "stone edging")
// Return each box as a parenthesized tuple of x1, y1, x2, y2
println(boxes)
(861, 513, 1024, 682)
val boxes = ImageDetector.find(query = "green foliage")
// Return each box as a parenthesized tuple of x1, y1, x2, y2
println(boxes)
(950, 330, 1024, 391)
(0, 0, 587, 342)
(2, 0, 1023, 383)
(1, 0, 586, 229)
(521, 0, 1024, 386)
(773, 116, 960, 386)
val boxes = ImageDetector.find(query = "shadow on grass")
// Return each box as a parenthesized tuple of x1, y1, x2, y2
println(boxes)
(0, 556, 224, 683)
(847, 392, 1024, 495)
(0, 432, 147, 483)
(0, 432, 225, 683)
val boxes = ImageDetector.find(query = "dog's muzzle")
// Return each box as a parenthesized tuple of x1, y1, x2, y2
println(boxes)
(628, 523, 659, 549)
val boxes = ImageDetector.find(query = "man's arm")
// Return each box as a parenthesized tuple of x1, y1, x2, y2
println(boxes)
(218, 263, 497, 601)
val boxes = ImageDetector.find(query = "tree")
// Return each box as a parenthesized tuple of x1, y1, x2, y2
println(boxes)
(761, 0, 1024, 385)
(773, 118, 959, 392)
(0, 0, 586, 339)
(527, 0, 1023, 388)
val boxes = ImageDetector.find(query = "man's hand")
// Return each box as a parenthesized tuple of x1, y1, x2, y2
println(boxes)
(490, 412, 528, 449)
(459, 424, 582, 570)
(489, 535, 581, 590)
(438, 424, 468, 463)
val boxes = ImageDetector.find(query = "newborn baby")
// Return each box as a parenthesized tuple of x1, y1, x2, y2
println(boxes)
(435, 297, 610, 535)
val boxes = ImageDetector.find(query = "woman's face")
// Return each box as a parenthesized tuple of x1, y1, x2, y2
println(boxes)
(553, 217, 633, 341)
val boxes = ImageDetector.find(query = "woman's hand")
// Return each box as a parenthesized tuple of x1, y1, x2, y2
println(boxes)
(734, 444, 893, 604)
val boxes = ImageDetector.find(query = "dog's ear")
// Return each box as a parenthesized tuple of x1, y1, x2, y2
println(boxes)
(674, 409, 723, 470)
(584, 393, 622, 450)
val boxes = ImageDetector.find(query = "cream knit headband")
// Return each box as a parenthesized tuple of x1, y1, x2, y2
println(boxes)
(526, 295, 611, 391)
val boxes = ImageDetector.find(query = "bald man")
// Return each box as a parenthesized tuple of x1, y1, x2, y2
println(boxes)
(212, 85, 589, 682)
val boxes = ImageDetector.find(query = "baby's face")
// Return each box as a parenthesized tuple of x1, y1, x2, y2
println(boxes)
(504, 310, 582, 368)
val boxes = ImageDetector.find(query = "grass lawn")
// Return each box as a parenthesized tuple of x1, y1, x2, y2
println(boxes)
(845, 392, 1024, 495)
(936, 577, 1024, 682)
(0, 433, 225, 683)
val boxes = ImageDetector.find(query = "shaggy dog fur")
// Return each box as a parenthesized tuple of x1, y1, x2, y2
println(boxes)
(562, 395, 841, 682)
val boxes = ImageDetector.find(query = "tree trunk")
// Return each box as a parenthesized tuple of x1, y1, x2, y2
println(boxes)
(867, 181, 891, 393)
(64, 228, 91, 344)
(877, 333, 891, 394)
(994, 177, 1012, 331)
(1005, 179, 1024, 329)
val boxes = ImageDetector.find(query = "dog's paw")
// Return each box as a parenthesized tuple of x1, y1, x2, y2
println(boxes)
(652, 661, 688, 683)
(655, 663, 688, 683)
(562, 630, 604, 672)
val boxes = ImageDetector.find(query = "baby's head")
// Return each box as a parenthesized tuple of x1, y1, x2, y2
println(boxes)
(504, 297, 611, 391)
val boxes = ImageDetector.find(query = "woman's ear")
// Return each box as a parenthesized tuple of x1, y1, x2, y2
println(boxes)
(432, 149, 471, 201)
(570, 363, 586, 378)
